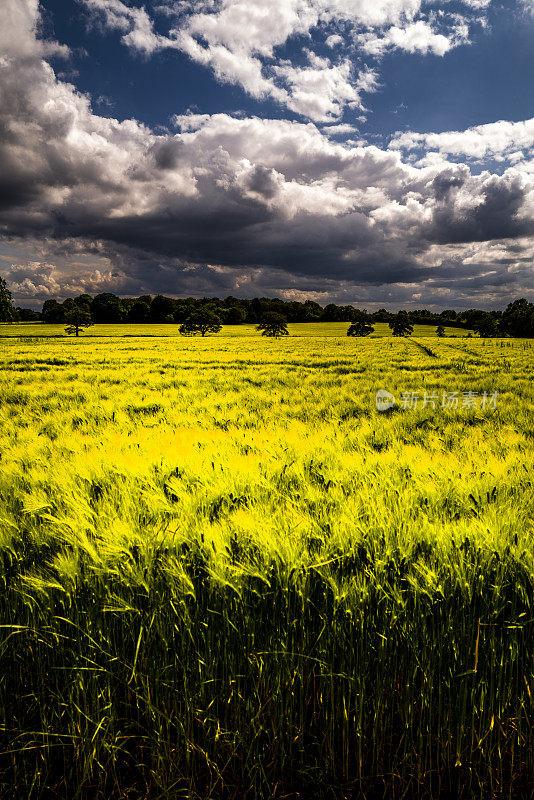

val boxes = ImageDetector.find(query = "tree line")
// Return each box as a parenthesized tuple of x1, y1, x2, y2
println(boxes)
(0, 280, 533, 337)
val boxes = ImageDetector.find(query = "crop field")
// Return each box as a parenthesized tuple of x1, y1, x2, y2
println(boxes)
(0, 324, 533, 799)
(0, 322, 467, 338)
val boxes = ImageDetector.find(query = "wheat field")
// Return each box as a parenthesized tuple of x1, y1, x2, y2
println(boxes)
(0, 323, 533, 798)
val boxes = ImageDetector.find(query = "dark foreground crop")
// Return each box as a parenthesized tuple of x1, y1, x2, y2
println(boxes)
(1, 544, 533, 800)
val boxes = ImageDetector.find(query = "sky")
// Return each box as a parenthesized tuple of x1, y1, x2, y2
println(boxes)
(1, 0, 534, 310)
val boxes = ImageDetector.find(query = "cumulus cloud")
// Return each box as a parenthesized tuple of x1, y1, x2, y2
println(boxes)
(1, 0, 534, 310)
(390, 118, 534, 161)
(358, 20, 467, 57)
(81, 0, 165, 56)
(79, 0, 488, 121)
(4, 258, 132, 300)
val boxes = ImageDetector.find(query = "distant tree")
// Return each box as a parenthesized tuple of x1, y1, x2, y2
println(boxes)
(500, 298, 534, 338)
(172, 301, 194, 323)
(373, 308, 393, 323)
(179, 311, 222, 337)
(225, 306, 246, 324)
(303, 300, 323, 321)
(341, 305, 358, 322)
(91, 293, 125, 323)
(128, 300, 151, 323)
(323, 303, 346, 322)
(0, 277, 14, 322)
(62, 297, 77, 315)
(41, 299, 65, 323)
(389, 311, 414, 337)
(150, 294, 176, 323)
(257, 312, 289, 337)
(64, 308, 93, 337)
(409, 309, 434, 324)
(473, 314, 499, 338)
(436, 325, 446, 337)
(285, 301, 306, 322)
(73, 294, 93, 313)
(249, 297, 271, 323)
(16, 307, 41, 321)
(347, 311, 374, 337)
(462, 308, 499, 333)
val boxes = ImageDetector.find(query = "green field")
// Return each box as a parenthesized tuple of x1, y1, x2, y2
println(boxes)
(1, 324, 533, 798)
(0, 321, 470, 338)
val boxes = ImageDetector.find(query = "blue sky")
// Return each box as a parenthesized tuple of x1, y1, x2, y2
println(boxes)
(1, 0, 534, 309)
(42, 0, 534, 141)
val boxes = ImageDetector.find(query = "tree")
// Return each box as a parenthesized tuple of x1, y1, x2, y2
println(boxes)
(323, 303, 346, 322)
(436, 325, 446, 337)
(303, 300, 323, 321)
(128, 300, 151, 323)
(42, 299, 65, 323)
(347, 311, 374, 337)
(16, 307, 41, 321)
(91, 293, 125, 323)
(225, 306, 246, 324)
(256, 312, 289, 337)
(171, 299, 193, 323)
(389, 311, 413, 337)
(373, 308, 393, 323)
(179, 311, 222, 337)
(73, 294, 93, 313)
(501, 298, 534, 338)
(64, 308, 93, 337)
(150, 294, 176, 323)
(473, 314, 499, 338)
(0, 277, 14, 323)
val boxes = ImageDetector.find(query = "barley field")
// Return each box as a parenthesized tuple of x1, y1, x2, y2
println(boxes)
(0, 323, 533, 799)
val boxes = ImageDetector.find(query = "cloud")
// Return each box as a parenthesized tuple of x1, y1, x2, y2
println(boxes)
(1, 0, 534, 311)
(81, 0, 165, 56)
(358, 20, 467, 57)
(321, 123, 360, 136)
(273, 55, 379, 120)
(4, 258, 132, 300)
(79, 0, 488, 121)
(325, 34, 343, 48)
(390, 118, 534, 161)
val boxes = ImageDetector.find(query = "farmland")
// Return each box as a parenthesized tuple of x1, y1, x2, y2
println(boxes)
(0, 324, 533, 799)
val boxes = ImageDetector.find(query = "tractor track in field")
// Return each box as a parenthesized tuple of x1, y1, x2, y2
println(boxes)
(408, 338, 439, 358)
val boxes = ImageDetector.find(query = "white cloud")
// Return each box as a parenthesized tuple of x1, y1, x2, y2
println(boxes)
(390, 118, 534, 160)
(325, 34, 343, 48)
(5, 260, 131, 300)
(460, 0, 493, 7)
(273, 54, 378, 121)
(79, 0, 488, 121)
(82, 0, 165, 56)
(322, 123, 360, 136)
(359, 20, 467, 56)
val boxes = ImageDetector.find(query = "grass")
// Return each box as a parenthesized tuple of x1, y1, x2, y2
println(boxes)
(0, 325, 532, 798)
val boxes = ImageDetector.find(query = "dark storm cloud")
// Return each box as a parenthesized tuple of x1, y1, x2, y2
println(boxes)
(431, 169, 467, 202)
(427, 174, 533, 245)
